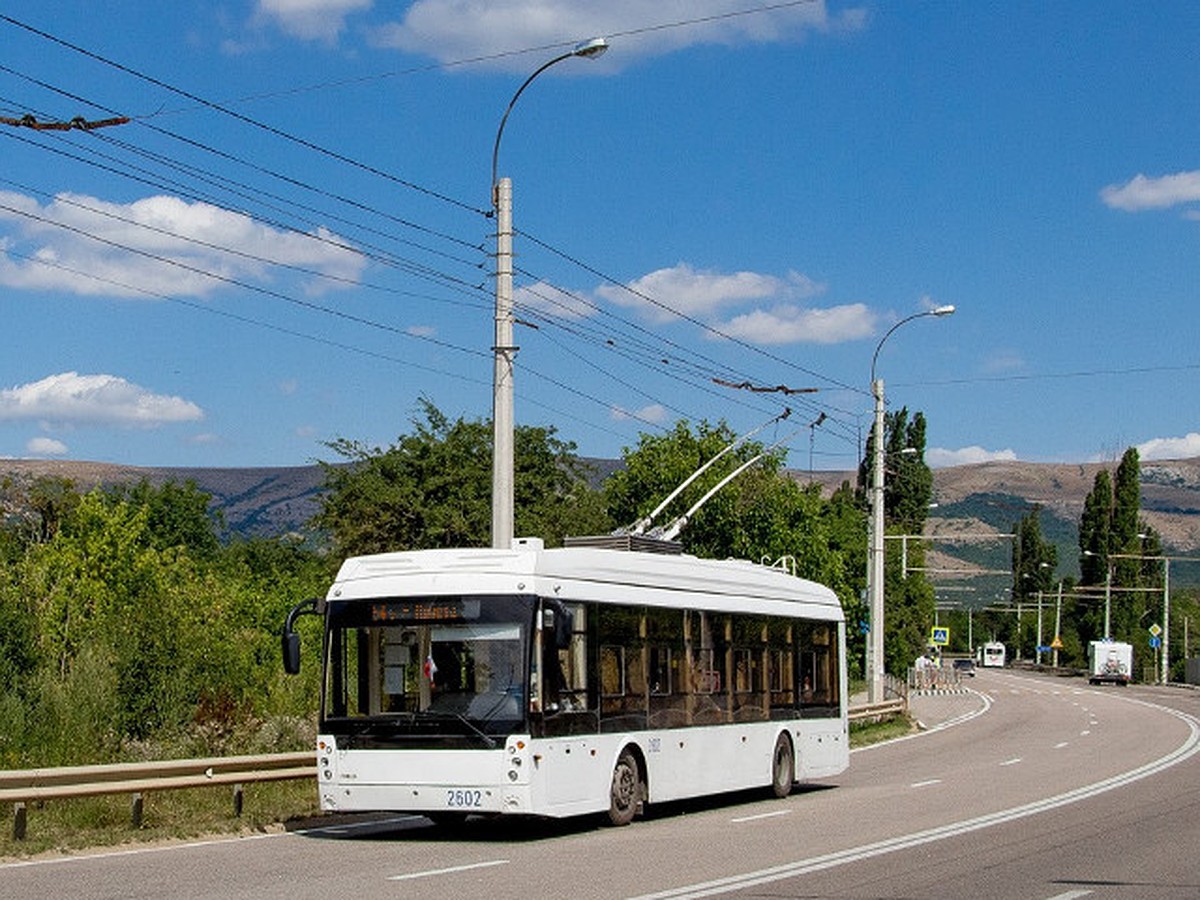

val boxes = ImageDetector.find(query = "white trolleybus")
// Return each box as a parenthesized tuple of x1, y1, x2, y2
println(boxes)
(283, 535, 848, 826)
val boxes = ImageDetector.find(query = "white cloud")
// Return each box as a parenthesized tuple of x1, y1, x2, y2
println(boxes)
(718, 303, 875, 345)
(1137, 432, 1200, 461)
(0, 373, 204, 428)
(256, 0, 372, 41)
(611, 403, 667, 424)
(598, 263, 825, 319)
(591, 262, 870, 346)
(926, 446, 1018, 468)
(1100, 170, 1200, 212)
(0, 190, 364, 299)
(405, 324, 438, 337)
(26, 436, 68, 457)
(374, 0, 866, 70)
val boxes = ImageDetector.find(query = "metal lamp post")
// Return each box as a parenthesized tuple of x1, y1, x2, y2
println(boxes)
(866, 304, 955, 702)
(490, 37, 608, 549)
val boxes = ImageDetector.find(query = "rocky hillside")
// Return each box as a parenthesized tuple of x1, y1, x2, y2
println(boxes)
(4, 455, 1199, 562)
(0, 459, 328, 540)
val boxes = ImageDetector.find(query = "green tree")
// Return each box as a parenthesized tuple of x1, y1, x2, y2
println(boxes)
(104, 479, 222, 557)
(606, 418, 855, 619)
(316, 399, 610, 556)
(1079, 469, 1113, 587)
(856, 406, 938, 675)
(1076, 448, 1156, 660)
(824, 481, 867, 677)
(1010, 508, 1059, 659)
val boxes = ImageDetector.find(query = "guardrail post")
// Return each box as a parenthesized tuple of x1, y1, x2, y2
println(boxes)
(232, 783, 244, 818)
(131, 792, 144, 829)
(12, 801, 27, 840)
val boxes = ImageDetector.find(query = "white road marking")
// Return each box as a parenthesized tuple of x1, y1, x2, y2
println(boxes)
(910, 779, 942, 788)
(629, 699, 1200, 900)
(1054, 742, 1070, 749)
(731, 809, 791, 823)
(0, 815, 423, 871)
(1000, 758, 1022, 766)
(1044, 891, 1093, 900)
(388, 859, 509, 881)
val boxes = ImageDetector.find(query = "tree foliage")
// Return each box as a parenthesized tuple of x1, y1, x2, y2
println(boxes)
(856, 406, 938, 674)
(316, 399, 611, 556)
(0, 478, 326, 767)
(1073, 448, 1165, 667)
(607, 418, 859, 660)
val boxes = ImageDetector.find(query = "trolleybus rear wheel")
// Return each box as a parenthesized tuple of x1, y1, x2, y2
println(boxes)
(771, 733, 795, 798)
(607, 749, 641, 826)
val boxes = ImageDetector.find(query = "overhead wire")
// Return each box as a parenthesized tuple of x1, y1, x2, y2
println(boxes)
(0, 6, 866, 455)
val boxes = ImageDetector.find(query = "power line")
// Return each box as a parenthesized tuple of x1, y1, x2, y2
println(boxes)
(0, 13, 485, 216)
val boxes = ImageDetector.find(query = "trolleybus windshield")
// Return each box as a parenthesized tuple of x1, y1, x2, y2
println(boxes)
(322, 594, 534, 747)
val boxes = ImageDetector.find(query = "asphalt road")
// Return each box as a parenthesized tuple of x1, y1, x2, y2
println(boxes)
(3, 670, 1197, 900)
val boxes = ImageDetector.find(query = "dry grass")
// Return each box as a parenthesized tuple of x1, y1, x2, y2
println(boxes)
(0, 779, 320, 861)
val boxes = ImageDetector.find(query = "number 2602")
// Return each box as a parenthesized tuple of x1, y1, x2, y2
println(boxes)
(447, 789, 483, 808)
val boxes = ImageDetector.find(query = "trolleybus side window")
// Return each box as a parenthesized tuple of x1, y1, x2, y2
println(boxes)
(768, 619, 796, 718)
(797, 621, 840, 718)
(598, 604, 646, 731)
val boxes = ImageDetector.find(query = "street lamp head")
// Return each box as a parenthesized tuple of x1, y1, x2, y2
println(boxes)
(573, 37, 609, 58)
(931, 304, 956, 317)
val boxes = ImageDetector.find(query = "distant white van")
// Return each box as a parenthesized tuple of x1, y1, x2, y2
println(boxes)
(980, 642, 1006, 668)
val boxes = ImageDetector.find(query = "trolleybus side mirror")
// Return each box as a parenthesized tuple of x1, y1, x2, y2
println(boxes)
(283, 630, 302, 675)
(281, 597, 323, 675)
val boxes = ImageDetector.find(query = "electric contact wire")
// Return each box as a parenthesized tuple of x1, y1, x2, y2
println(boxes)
(509, 281, 823, 428)
(0, 203, 668, 439)
(511, 281, 748, 386)
(2, 246, 636, 444)
(0, 59, 485, 260)
(0, 129, 490, 301)
(2, 12, 860, 403)
(0, 14, 486, 218)
(0, 198, 489, 362)
(519, 227, 861, 396)
(1, 12, 859, 443)
(514, 292, 860, 453)
(0, 170, 490, 310)
(90, 130, 487, 271)
(0, 131, 706, 439)
(1, 22, 857, 406)
(509, 267, 862, 447)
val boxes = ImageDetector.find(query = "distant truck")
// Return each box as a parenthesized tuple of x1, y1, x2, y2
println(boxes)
(1088, 640, 1132, 685)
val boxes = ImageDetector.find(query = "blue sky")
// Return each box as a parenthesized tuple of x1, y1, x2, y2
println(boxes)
(1, 1, 1198, 473)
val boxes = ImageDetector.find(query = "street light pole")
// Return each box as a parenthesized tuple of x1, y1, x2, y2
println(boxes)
(490, 38, 608, 550)
(1162, 557, 1170, 684)
(865, 304, 955, 702)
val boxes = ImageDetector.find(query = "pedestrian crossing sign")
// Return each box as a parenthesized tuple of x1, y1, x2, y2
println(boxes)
(930, 626, 950, 646)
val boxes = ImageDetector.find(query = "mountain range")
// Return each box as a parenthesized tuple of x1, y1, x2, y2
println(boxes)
(4, 456, 1199, 589)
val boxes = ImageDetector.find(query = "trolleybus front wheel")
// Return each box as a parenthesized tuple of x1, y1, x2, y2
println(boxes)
(771, 732, 795, 798)
(607, 748, 642, 826)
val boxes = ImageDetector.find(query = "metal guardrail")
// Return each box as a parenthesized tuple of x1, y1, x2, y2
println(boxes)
(5, 697, 913, 841)
(846, 698, 907, 722)
(3, 751, 314, 840)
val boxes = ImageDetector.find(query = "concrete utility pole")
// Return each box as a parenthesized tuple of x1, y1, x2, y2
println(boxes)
(489, 38, 608, 549)
(865, 305, 955, 702)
